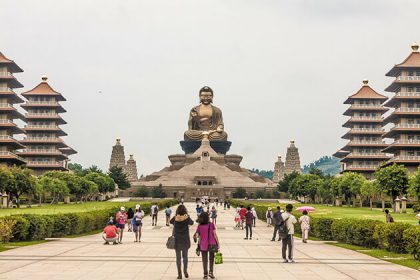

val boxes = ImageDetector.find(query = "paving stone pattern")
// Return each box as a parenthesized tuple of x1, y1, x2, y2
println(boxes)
(0, 203, 419, 280)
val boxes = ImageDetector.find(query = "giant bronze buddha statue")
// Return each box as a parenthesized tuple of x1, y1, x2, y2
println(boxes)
(184, 86, 228, 141)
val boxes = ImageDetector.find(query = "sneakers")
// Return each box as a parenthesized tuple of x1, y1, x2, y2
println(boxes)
(244, 237, 248, 240)
(290, 259, 295, 263)
(270, 239, 275, 241)
(103, 242, 109, 245)
(208, 273, 215, 279)
(184, 272, 189, 278)
(283, 259, 288, 263)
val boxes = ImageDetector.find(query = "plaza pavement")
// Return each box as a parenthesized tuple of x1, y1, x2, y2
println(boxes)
(0, 202, 419, 280)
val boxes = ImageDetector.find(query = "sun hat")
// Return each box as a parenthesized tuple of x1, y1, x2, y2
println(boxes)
(268, 207, 272, 210)
(135, 204, 140, 210)
(120, 206, 125, 211)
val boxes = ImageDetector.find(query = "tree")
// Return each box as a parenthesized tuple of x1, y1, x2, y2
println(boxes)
(339, 172, 366, 206)
(375, 164, 409, 212)
(232, 187, 247, 198)
(316, 176, 333, 204)
(135, 186, 149, 198)
(44, 171, 81, 199)
(151, 184, 166, 198)
(0, 166, 13, 195)
(309, 167, 324, 178)
(278, 171, 300, 193)
(79, 177, 99, 201)
(6, 167, 36, 207)
(409, 168, 420, 203)
(38, 176, 69, 204)
(84, 172, 115, 194)
(289, 174, 323, 202)
(68, 163, 87, 176)
(87, 165, 103, 174)
(255, 189, 265, 199)
(360, 180, 378, 210)
(108, 166, 131, 190)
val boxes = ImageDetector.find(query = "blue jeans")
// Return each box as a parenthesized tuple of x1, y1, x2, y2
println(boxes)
(175, 248, 188, 274)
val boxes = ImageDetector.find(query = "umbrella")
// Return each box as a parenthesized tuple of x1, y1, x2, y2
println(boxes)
(296, 206, 315, 212)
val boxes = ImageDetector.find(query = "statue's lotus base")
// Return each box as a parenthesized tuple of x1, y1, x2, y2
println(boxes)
(180, 140, 231, 154)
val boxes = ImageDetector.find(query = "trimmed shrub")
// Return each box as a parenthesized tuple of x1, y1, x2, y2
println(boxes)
(374, 222, 412, 253)
(310, 217, 334, 240)
(403, 226, 420, 260)
(10, 216, 30, 241)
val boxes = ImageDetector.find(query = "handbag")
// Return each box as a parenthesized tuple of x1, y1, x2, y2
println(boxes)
(215, 252, 223, 264)
(207, 223, 218, 253)
(166, 224, 176, 250)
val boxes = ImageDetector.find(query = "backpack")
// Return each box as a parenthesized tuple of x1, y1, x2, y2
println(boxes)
(153, 206, 158, 214)
(278, 216, 290, 239)
(267, 211, 272, 219)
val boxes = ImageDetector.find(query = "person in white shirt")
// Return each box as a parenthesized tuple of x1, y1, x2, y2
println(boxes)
(299, 210, 310, 243)
(281, 204, 297, 263)
(266, 207, 273, 227)
(151, 204, 159, 226)
(251, 207, 257, 227)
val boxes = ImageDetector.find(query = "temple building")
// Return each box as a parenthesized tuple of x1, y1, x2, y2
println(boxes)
(18, 76, 76, 175)
(272, 155, 285, 184)
(126, 154, 138, 182)
(0, 52, 26, 166)
(334, 80, 390, 178)
(284, 140, 301, 175)
(382, 43, 420, 172)
(109, 138, 126, 171)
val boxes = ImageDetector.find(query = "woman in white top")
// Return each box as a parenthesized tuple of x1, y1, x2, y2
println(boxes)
(265, 207, 273, 227)
(133, 205, 144, 242)
(299, 210, 310, 243)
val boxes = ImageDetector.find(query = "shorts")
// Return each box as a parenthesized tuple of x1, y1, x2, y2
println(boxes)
(135, 220, 142, 227)
(116, 223, 125, 229)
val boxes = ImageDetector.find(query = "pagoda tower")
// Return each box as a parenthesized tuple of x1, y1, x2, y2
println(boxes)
(334, 80, 390, 178)
(272, 155, 285, 183)
(0, 52, 26, 166)
(126, 154, 138, 182)
(18, 76, 76, 175)
(284, 140, 301, 175)
(109, 139, 126, 170)
(382, 43, 420, 172)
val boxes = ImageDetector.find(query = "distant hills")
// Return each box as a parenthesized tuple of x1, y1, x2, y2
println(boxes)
(302, 156, 340, 176)
(249, 168, 274, 179)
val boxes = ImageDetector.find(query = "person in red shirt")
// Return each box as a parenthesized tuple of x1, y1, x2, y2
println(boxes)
(102, 222, 118, 245)
(239, 206, 247, 230)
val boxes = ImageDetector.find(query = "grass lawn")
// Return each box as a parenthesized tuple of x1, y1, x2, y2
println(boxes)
(0, 200, 161, 217)
(328, 242, 420, 271)
(0, 240, 48, 252)
(239, 200, 419, 225)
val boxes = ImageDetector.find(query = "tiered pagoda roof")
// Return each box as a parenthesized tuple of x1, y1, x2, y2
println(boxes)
(18, 76, 76, 174)
(0, 51, 26, 166)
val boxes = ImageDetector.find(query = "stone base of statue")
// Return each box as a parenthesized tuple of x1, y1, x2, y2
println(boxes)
(180, 140, 231, 154)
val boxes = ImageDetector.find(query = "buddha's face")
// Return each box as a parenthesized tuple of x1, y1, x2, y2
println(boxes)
(200, 91, 213, 105)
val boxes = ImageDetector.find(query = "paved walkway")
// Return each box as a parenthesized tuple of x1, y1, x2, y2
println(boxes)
(0, 202, 419, 280)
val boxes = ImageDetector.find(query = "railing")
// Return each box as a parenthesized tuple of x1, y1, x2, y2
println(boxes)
(395, 107, 420, 112)
(0, 120, 14, 124)
(0, 135, 15, 140)
(393, 140, 420, 144)
(26, 161, 64, 166)
(0, 87, 12, 92)
(25, 124, 59, 129)
(350, 104, 382, 109)
(0, 72, 13, 77)
(21, 149, 61, 153)
(25, 101, 59, 105)
(0, 103, 14, 108)
(350, 128, 383, 132)
(396, 76, 420, 81)
(0, 151, 26, 162)
(23, 137, 61, 141)
(350, 117, 382, 121)
(390, 156, 420, 161)
(395, 124, 420, 128)
(347, 152, 389, 157)
(25, 113, 60, 117)
(346, 165, 379, 169)
(396, 91, 420, 97)
(349, 140, 385, 145)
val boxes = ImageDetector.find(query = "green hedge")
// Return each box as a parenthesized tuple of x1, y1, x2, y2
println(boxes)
(1, 199, 178, 242)
(228, 199, 420, 260)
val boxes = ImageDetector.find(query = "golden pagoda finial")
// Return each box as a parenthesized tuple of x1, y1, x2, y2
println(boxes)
(411, 42, 419, 52)
(363, 79, 369, 86)
(41, 75, 48, 82)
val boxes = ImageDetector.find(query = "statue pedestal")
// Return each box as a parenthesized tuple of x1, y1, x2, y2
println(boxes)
(180, 140, 231, 154)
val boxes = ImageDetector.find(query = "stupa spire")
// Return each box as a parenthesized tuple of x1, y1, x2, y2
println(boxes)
(109, 138, 126, 170)
(284, 140, 301, 175)
(126, 154, 138, 182)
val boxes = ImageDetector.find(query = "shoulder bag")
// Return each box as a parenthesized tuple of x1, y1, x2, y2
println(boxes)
(166, 223, 176, 249)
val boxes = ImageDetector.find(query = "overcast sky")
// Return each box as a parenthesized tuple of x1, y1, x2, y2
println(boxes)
(1, 0, 419, 175)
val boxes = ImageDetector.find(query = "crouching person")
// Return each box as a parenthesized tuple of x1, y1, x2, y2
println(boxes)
(102, 221, 118, 245)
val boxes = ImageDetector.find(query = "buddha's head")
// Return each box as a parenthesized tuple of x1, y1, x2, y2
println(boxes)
(199, 86, 213, 105)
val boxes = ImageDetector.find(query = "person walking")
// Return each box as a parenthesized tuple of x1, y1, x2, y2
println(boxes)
(170, 204, 194, 279)
(196, 204, 203, 218)
(195, 212, 219, 279)
(210, 206, 217, 224)
(271, 206, 283, 241)
(385, 209, 394, 223)
(165, 206, 172, 226)
(151, 204, 159, 226)
(102, 221, 118, 245)
(127, 208, 134, 232)
(251, 207, 257, 227)
(299, 210, 310, 243)
(281, 204, 297, 263)
(116, 207, 127, 243)
(133, 205, 144, 242)
(266, 207, 273, 227)
(239, 205, 247, 230)
(244, 206, 254, 240)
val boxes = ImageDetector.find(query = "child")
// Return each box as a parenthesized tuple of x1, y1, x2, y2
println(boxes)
(235, 211, 241, 227)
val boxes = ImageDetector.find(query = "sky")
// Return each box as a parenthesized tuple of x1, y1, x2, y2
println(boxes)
(1, 0, 420, 175)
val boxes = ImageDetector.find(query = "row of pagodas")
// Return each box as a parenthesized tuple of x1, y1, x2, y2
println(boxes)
(109, 138, 139, 182)
(0, 51, 76, 175)
(334, 43, 420, 178)
(272, 140, 302, 184)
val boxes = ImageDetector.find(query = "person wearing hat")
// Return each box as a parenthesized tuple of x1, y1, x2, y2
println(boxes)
(116, 206, 127, 243)
(281, 204, 297, 263)
(133, 204, 144, 242)
(266, 207, 273, 227)
(271, 206, 284, 241)
(102, 221, 118, 245)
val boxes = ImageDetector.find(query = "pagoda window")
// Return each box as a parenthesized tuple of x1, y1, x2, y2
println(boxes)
(209, 181, 213, 185)
(197, 181, 202, 185)
(203, 181, 208, 186)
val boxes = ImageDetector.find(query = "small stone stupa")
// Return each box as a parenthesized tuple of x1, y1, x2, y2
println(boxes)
(109, 139, 126, 171)
(272, 156, 285, 183)
(126, 154, 139, 182)
(284, 140, 301, 175)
